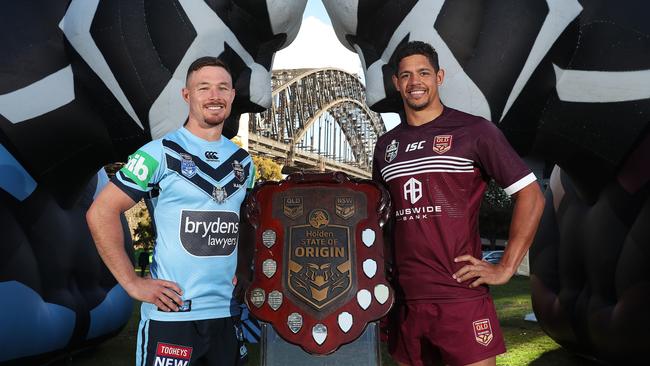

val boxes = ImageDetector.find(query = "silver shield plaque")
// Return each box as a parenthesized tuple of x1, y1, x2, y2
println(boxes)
(262, 229, 277, 248)
(262, 259, 277, 278)
(268, 290, 283, 311)
(312, 323, 328, 345)
(338, 312, 353, 333)
(287, 312, 303, 334)
(250, 288, 266, 308)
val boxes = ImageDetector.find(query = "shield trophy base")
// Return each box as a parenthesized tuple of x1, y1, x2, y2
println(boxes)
(260, 321, 381, 365)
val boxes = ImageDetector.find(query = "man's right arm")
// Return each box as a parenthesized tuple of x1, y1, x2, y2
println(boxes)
(86, 182, 182, 311)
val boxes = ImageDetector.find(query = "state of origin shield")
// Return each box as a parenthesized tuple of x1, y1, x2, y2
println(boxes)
(245, 172, 393, 355)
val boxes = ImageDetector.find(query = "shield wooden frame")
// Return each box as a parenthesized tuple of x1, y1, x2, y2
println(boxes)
(245, 172, 393, 355)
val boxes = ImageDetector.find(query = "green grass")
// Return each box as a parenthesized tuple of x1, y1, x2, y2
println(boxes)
(490, 277, 600, 366)
(61, 276, 599, 365)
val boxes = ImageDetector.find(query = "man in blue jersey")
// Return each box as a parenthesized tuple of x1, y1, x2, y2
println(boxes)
(87, 57, 255, 365)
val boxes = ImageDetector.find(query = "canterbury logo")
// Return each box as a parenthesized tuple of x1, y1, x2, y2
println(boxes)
(403, 178, 422, 204)
(204, 151, 219, 161)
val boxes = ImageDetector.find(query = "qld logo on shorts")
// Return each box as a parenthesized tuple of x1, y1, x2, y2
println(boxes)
(385, 139, 399, 162)
(472, 318, 494, 346)
(155, 342, 192, 366)
(432, 135, 452, 154)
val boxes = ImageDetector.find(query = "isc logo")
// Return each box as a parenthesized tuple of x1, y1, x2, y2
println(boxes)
(405, 140, 425, 152)
(125, 154, 149, 181)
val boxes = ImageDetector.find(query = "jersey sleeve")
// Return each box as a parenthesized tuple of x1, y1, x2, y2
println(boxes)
(111, 140, 166, 202)
(475, 121, 536, 195)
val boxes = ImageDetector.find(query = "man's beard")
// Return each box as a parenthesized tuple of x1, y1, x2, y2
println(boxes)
(406, 99, 429, 111)
(204, 115, 226, 126)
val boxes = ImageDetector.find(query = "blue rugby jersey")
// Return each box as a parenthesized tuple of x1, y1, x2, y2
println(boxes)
(112, 127, 255, 321)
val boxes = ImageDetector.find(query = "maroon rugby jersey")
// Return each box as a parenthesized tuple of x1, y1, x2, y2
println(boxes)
(372, 107, 536, 302)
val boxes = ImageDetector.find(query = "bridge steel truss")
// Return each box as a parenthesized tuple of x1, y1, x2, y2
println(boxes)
(247, 68, 386, 179)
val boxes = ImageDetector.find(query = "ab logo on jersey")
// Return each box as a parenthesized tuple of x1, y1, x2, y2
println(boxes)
(154, 342, 192, 366)
(403, 178, 423, 204)
(122, 150, 159, 189)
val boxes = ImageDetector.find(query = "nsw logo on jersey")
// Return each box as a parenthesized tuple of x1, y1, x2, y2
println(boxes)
(385, 139, 399, 162)
(155, 342, 192, 366)
(180, 153, 197, 178)
(121, 149, 159, 189)
(433, 135, 452, 154)
(181, 210, 239, 256)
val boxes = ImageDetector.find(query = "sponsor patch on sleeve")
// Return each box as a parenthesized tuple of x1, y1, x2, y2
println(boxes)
(121, 149, 159, 189)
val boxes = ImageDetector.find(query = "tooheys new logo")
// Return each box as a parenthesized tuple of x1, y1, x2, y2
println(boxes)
(121, 149, 159, 189)
(181, 210, 239, 256)
(154, 342, 192, 366)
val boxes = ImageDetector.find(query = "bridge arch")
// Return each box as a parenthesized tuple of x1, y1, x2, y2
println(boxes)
(247, 68, 387, 178)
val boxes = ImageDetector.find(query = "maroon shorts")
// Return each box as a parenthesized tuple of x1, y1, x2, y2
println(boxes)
(388, 296, 506, 366)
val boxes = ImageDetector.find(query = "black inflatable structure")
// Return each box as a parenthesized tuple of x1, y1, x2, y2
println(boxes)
(0, 1, 648, 365)
(326, 1, 649, 364)
(0, 0, 306, 363)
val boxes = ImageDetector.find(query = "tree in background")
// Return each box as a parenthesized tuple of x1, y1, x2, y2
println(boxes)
(130, 202, 154, 274)
(479, 180, 513, 250)
(132, 208, 154, 251)
(230, 136, 283, 182)
(252, 155, 282, 182)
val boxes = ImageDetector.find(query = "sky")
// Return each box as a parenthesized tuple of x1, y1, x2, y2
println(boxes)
(272, 0, 400, 130)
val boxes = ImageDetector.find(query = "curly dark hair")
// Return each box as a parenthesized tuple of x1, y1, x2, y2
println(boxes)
(392, 41, 439, 74)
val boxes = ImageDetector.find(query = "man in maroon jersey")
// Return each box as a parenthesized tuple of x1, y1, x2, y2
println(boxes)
(373, 41, 545, 366)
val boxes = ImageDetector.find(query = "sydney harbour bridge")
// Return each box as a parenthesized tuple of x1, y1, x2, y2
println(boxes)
(241, 68, 387, 179)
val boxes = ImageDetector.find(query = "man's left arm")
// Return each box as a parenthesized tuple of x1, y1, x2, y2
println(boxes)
(453, 182, 545, 287)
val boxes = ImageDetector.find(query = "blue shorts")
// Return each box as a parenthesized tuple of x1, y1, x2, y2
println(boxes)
(136, 317, 247, 366)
